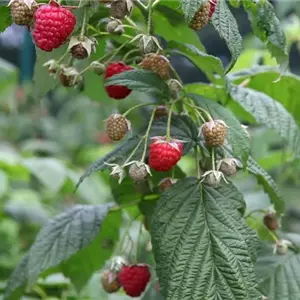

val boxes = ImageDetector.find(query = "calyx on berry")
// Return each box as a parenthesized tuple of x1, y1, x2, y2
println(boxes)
(217, 158, 239, 176)
(110, 0, 133, 19)
(90, 61, 106, 76)
(159, 177, 178, 192)
(68, 36, 98, 60)
(126, 161, 151, 182)
(131, 34, 162, 55)
(101, 270, 121, 293)
(105, 162, 126, 184)
(263, 209, 280, 231)
(106, 19, 124, 34)
(167, 78, 182, 99)
(201, 170, 228, 188)
(110, 256, 128, 273)
(273, 239, 292, 255)
(58, 66, 82, 88)
(43, 59, 59, 75)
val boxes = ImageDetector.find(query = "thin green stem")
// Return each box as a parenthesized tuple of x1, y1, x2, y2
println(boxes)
(133, 0, 147, 11)
(171, 167, 175, 179)
(152, 0, 161, 8)
(147, 0, 154, 34)
(125, 16, 139, 29)
(80, 7, 88, 38)
(166, 101, 177, 140)
(32, 286, 47, 300)
(211, 148, 216, 170)
(140, 107, 157, 162)
(123, 49, 141, 63)
(57, 49, 70, 64)
(123, 102, 155, 117)
(123, 137, 145, 165)
(106, 41, 130, 63)
(169, 64, 183, 84)
(195, 146, 201, 179)
(184, 102, 213, 122)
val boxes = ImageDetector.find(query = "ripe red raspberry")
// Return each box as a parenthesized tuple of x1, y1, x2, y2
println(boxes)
(149, 137, 183, 172)
(118, 264, 151, 297)
(32, 1, 76, 52)
(105, 62, 133, 99)
(209, 0, 217, 18)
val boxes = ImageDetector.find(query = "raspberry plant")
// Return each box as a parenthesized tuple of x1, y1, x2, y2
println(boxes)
(2, 0, 300, 299)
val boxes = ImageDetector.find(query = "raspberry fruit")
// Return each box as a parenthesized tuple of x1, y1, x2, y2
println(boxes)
(70, 44, 88, 59)
(263, 211, 280, 231)
(128, 161, 151, 182)
(159, 177, 178, 192)
(201, 119, 227, 147)
(209, 0, 217, 18)
(118, 264, 151, 297)
(149, 137, 183, 172)
(140, 54, 170, 79)
(105, 62, 133, 99)
(154, 105, 168, 119)
(101, 270, 121, 293)
(110, 0, 133, 19)
(218, 158, 238, 176)
(106, 114, 130, 141)
(189, 1, 211, 31)
(32, 1, 76, 52)
(9, 0, 37, 26)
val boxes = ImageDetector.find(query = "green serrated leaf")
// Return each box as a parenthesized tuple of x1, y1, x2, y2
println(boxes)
(27, 203, 114, 285)
(256, 244, 300, 300)
(105, 69, 170, 98)
(77, 115, 198, 188)
(211, 0, 243, 72)
(190, 94, 250, 165)
(167, 41, 225, 85)
(247, 156, 284, 214)
(61, 210, 121, 291)
(180, 0, 206, 23)
(150, 177, 260, 300)
(228, 66, 300, 126)
(3, 254, 28, 300)
(0, 6, 11, 33)
(243, 1, 288, 70)
(229, 84, 300, 156)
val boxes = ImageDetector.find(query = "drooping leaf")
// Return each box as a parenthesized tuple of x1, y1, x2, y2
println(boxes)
(150, 177, 261, 300)
(61, 210, 121, 291)
(228, 67, 300, 126)
(179, 0, 206, 23)
(105, 70, 170, 98)
(27, 203, 114, 285)
(190, 94, 250, 165)
(247, 156, 284, 214)
(229, 84, 300, 156)
(243, 1, 288, 70)
(3, 254, 28, 300)
(211, 0, 243, 72)
(167, 41, 225, 85)
(77, 115, 198, 188)
(0, 6, 10, 33)
(256, 244, 300, 300)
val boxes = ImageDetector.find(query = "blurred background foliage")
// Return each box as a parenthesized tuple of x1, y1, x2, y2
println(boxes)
(0, 0, 300, 299)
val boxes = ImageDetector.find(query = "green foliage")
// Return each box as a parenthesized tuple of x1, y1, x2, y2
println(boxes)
(243, 1, 288, 69)
(256, 244, 300, 299)
(247, 157, 284, 214)
(0, 6, 10, 33)
(105, 70, 171, 98)
(211, 0, 243, 72)
(229, 84, 300, 156)
(150, 177, 260, 300)
(180, 0, 206, 23)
